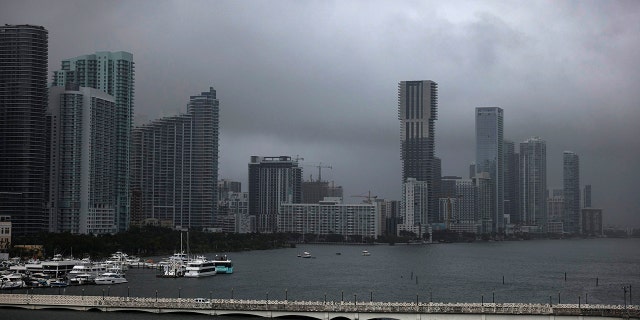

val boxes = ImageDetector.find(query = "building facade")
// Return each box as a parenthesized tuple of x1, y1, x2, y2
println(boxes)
(47, 86, 118, 234)
(279, 198, 378, 240)
(581, 208, 602, 237)
(503, 140, 520, 225)
(398, 80, 439, 225)
(519, 137, 547, 231)
(217, 192, 250, 233)
(475, 107, 504, 233)
(131, 88, 219, 230)
(547, 194, 564, 234)
(0, 25, 49, 236)
(583, 185, 592, 208)
(563, 151, 580, 234)
(399, 178, 429, 237)
(52, 51, 134, 233)
(248, 156, 302, 233)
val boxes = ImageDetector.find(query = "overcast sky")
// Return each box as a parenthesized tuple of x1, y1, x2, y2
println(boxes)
(3, 0, 639, 228)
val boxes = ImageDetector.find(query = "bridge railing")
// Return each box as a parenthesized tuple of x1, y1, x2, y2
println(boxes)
(0, 293, 638, 318)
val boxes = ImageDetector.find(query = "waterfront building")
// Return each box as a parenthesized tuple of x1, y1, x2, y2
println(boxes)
(439, 177, 477, 233)
(217, 192, 250, 233)
(0, 25, 49, 236)
(519, 137, 547, 232)
(279, 198, 378, 240)
(503, 140, 520, 225)
(399, 178, 428, 237)
(563, 151, 580, 234)
(248, 156, 302, 233)
(46, 86, 118, 234)
(581, 208, 603, 237)
(398, 80, 440, 224)
(473, 172, 494, 233)
(583, 184, 592, 208)
(52, 51, 134, 233)
(131, 88, 219, 230)
(547, 194, 564, 234)
(375, 199, 400, 238)
(475, 107, 504, 233)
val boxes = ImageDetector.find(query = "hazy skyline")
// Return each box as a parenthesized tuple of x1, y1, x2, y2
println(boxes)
(3, 0, 639, 228)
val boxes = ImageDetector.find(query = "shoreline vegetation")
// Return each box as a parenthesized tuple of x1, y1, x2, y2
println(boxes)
(6, 225, 639, 261)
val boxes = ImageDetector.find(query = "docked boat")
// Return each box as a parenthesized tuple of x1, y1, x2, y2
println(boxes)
(68, 259, 106, 285)
(0, 274, 24, 290)
(212, 254, 234, 274)
(362, 250, 371, 256)
(47, 278, 68, 287)
(94, 272, 127, 285)
(42, 254, 80, 279)
(184, 256, 217, 278)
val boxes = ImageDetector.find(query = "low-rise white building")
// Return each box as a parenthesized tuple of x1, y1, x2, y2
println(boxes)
(279, 198, 378, 239)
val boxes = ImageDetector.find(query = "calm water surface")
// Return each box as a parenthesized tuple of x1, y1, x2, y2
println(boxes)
(4, 238, 639, 319)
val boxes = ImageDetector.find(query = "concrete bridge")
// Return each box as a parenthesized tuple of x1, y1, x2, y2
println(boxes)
(0, 293, 638, 320)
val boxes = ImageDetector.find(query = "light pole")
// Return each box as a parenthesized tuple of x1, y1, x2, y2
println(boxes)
(209, 291, 212, 300)
(82, 289, 85, 300)
(178, 287, 181, 299)
(354, 294, 357, 306)
(231, 288, 234, 300)
(155, 290, 158, 302)
(285, 289, 288, 302)
(127, 286, 130, 298)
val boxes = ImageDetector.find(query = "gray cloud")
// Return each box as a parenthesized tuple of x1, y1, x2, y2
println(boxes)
(3, 0, 639, 227)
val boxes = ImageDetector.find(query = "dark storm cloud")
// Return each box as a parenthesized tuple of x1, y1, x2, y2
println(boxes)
(3, 0, 639, 226)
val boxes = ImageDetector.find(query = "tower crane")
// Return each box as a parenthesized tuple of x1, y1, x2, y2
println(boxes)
(351, 191, 378, 204)
(315, 162, 332, 182)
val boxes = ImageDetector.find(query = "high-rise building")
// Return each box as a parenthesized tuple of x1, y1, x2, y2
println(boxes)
(503, 140, 520, 225)
(0, 25, 49, 236)
(473, 172, 494, 233)
(475, 107, 504, 233)
(398, 80, 439, 225)
(302, 180, 343, 204)
(399, 178, 429, 237)
(52, 51, 134, 233)
(563, 151, 580, 234)
(583, 185, 592, 208)
(581, 208, 602, 236)
(547, 194, 564, 234)
(248, 156, 302, 233)
(131, 88, 219, 230)
(47, 86, 118, 234)
(519, 137, 547, 231)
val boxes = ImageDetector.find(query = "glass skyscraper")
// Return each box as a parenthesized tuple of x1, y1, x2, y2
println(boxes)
(0, 25, 49, 236)
(563, 151, 580, 234)
(131, 88, 220, 230)
(398, 80, 439, 229)
(52, 51, 134, 233)
(475, 107, 504, 234)
(519, 137, 547, 231)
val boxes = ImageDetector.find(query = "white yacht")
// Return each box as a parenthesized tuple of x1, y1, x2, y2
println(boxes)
(94, 272, 127, 285)
(68, 259, 106, 285)
(42, 254, 81, 279)
(0, 274, 24, 290)
(362, 250, 371, 256)
(184, 256, 217, 278)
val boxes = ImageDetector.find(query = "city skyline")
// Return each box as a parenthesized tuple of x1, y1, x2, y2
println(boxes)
(2, 1, 639, 228)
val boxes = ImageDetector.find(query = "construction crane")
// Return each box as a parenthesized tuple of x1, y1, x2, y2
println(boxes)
(315, 162, 332, 182)
(351, 191, 378, 204)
